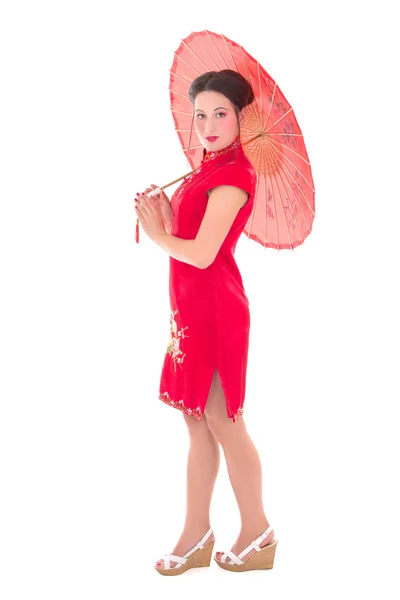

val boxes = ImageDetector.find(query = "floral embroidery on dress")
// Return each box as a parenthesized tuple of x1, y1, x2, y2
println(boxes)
(159, 391, 244, 423)
(159, 391, 203, 420)
(232, 406, 244, 423)
(166, 309, 189, 372)
(202, 136, 240, 164)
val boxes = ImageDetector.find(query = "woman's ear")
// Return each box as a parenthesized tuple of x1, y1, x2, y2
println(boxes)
(239, 107, 247, 123)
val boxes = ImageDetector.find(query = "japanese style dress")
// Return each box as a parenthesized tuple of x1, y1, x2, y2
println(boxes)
(159, 135, 257, 422)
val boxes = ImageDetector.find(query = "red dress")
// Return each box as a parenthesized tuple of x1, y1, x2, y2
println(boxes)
(158, 136, 257, 422)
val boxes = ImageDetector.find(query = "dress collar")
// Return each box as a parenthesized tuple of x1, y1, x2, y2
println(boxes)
(201, 136, 241, 164)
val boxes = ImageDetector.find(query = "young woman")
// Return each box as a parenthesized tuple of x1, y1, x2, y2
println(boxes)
(135, 70, 278, 575)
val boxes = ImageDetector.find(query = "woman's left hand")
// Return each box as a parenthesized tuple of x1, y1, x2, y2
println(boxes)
(135, 191, 167, 242)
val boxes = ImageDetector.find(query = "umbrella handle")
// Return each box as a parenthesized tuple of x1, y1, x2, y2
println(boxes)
(146, 166, 198, 198)
(146, 187, 162, 198)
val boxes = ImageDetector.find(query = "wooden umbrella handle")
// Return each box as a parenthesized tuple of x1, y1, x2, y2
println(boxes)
(146, 167, 198, 197)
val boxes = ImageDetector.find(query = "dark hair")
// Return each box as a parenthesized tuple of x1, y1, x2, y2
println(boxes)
(187, 69, 255, 156)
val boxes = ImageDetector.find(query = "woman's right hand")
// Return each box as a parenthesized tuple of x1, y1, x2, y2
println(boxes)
(142, 184, 172, 234)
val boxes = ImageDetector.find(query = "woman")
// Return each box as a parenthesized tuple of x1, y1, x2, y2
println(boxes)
(135, 70, 278, 575)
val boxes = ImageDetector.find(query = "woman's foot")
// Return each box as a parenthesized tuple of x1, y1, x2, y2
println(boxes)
(215, 525, 275, 564)
(155, 528, 215, 570)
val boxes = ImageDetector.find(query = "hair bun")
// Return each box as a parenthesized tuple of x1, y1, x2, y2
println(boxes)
(246, 87, 255, 106)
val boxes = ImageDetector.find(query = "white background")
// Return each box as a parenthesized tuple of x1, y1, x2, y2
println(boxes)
(1, 1, 399, 598)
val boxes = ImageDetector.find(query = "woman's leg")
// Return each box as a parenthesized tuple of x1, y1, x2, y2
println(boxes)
(155, 411, 220, 568)
(205, 369, 275, 562)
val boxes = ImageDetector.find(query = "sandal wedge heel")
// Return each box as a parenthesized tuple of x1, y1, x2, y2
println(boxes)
(214, 525, 278, 572)
(155, 528, 215, 576)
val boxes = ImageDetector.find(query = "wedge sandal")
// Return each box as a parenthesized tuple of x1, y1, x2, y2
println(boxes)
(214, 525, 277, 572)
(154, 527, 215, 576)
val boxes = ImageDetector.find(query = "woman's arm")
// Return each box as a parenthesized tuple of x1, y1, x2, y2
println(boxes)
(153, 184, 247, 269)
(153, 233, 201, 268)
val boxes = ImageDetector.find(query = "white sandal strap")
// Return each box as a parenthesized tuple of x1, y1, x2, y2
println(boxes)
(221, 550, 244, 565)
(183, 527, 213, 559)
(164, 553, 186, 569)
(237, 525, 274, 560)
(199, 527, 213, 547)
(163, 528, 214, 568)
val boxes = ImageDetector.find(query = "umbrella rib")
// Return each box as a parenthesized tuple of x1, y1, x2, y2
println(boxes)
(204, 29, 229, 69)
(276, 165, 312, 236)
(245, 133, 268, 176)
(180, 38, 210, 71)
(276, 147, 315, 195)
(170, 70, 192, 86)
(272, 138, 311, 167)
(273, 170, 295, 249)
(277, 170, 304, 250)
(243, 109, 259, 132)
(170, 88, 193, 100)
(258, 129, 314, 195)
(191, 30, 220, 70)
(269, 132, 303, 137)
(280, 160, 315, 219)
(247, 62, 262, 116)
(173, 51, 202, 76)
(241, 128, 258, 165)
(268, 136, 287, 166)
(171, 109, 193, 116)
(263, 81, 276, 132)
(254, 137, 267, 175)
(268, 172, 280, 250)
(265, 107, 294, 135)
(242, 112, 263, 150)
(250, 133, 281, 175)
(240, 50, 261, 115)
(222, 33, 239, 71)
(182, 143, 203, 150)
(257, 61, 263, 119)
(239, 44, 252, 83)
(264, 172, 268, 248)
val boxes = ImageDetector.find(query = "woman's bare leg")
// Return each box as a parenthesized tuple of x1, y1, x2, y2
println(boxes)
(205, 370, 275, 562)
(155, 412, 220, 568)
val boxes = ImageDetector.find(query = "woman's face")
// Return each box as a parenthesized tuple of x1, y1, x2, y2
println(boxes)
(194, 90, 243, 153)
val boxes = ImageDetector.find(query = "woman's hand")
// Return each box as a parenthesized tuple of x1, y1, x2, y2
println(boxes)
(137, 184, 172, 235)
(147, 184, 172, 234)
(134, 186, 168, 242)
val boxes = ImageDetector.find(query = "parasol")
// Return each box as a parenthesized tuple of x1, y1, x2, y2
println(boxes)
(136, 29, 315, 250)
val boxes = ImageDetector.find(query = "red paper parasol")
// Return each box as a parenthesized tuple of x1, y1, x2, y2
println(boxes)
(135, 30, 315, 250)
(169, 29, 316, 250)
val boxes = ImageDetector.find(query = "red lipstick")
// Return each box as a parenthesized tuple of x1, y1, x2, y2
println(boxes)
(205, 136, 219, 142)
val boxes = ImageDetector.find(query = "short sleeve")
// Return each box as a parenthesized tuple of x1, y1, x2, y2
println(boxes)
(205, 162, 255, 197)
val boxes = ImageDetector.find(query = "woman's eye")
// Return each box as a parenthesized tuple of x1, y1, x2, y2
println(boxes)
(196, 113, 226, 119)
